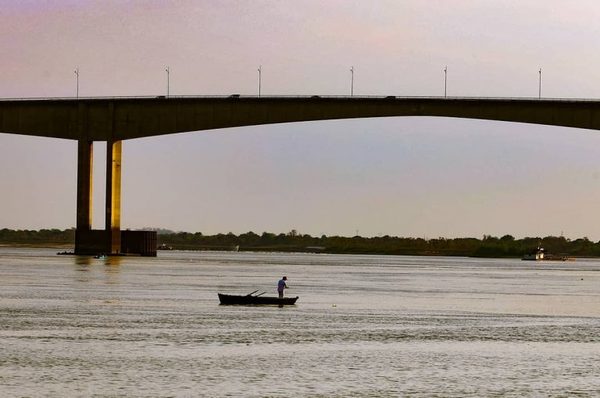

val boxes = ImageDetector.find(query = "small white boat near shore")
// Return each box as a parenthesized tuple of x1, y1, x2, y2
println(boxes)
(522, 247, 545, 261)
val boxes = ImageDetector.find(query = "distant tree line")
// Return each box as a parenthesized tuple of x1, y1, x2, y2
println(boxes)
(2, 227, 600, 257)
(156, 231, 599, 257)
(0, 228, 75, 245)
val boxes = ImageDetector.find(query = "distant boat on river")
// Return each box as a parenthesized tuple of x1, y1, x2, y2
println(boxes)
(522, 247, 569, 261)
(522, 246, 545, 261)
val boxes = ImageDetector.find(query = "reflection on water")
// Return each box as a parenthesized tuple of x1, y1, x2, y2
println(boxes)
(73, 255, 121, 285)
(74, 254, 122, 267)
(1, 247, 600, 396)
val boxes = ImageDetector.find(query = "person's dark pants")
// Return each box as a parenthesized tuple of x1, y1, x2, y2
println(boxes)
(278, 290, 283, 298)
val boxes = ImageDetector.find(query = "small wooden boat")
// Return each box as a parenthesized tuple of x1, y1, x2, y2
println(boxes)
(218, 292, 298, 306)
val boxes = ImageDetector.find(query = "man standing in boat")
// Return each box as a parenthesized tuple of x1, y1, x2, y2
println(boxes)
(277, 276, 288, 298)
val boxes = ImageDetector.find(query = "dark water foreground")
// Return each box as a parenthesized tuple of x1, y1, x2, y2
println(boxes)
(1, 248, 600, 397)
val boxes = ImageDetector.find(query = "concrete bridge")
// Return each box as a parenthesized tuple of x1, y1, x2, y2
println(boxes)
(2, 95, 600, 255)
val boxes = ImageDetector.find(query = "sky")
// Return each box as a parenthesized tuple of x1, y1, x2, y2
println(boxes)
(3, 0, 600, 239)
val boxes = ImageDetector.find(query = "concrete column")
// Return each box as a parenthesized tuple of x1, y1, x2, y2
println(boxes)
(76, 139, 93, 229)
(105, 140, 122, 254)
(75, 139, 93, 254)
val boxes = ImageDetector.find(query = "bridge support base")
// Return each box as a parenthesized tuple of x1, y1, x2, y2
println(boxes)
(75, 229, 157, 256)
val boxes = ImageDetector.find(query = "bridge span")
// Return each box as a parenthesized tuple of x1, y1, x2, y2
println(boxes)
(2, 95, 600, 255)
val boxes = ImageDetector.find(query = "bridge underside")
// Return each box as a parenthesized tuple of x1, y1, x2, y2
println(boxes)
(2, 96, 600, 141)
(2, 96, 600, 255)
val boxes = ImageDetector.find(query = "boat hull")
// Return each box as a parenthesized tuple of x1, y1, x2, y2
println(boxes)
(218, 293, 298, 305)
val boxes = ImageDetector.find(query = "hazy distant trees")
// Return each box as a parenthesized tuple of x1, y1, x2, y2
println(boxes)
(128, 231, 600, 257)
(2, 228, 600, 257)
(0, 228, 75, 244)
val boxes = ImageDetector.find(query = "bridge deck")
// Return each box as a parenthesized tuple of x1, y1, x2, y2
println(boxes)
(1, 96, 600, 141)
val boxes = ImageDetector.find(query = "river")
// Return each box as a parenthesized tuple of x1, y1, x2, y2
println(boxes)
(1, 247, 599, 397)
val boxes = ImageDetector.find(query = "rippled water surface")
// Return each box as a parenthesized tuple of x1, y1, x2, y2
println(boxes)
(1, 248, 600, 397)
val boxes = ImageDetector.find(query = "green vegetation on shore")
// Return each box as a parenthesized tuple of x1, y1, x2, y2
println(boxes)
(1, 228, 599, 257)
(0, 228, 75, 247)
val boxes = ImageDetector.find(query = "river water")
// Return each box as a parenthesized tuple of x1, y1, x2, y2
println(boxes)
(1, 247, 600, 397)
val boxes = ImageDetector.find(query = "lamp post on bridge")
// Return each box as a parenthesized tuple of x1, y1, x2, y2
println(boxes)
(444, 66, 447, 98)
(538, 68, 542, 99)
(165, 66, 170, 97)
(74, 67, 79, 98)
(350, 66, 354, 96)
(258, 65, 262, 97)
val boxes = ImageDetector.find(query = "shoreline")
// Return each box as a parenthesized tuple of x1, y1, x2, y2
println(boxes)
(0, 243, 586, 260)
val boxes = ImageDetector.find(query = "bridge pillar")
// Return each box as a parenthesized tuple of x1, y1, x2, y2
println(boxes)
(74, 139, 123, 255)
(105, 140, 122, 254)
(74, 139, 94, 254)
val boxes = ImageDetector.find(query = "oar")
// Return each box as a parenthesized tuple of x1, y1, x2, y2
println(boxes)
(246, 290, 259, 296)
(255, 292, 266, 297)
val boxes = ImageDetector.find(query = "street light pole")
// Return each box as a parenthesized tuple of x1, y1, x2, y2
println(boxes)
(165, 66, 170, 97)
(258, 65, 262, 97)
(444, 66, 447, 98)
(74, 67, 79, 98)
(538, 68, 542, 99)
(350, 66, 354, 96)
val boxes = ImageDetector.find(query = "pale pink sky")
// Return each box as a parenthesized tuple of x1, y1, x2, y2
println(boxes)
(3, 1, 600, 239)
